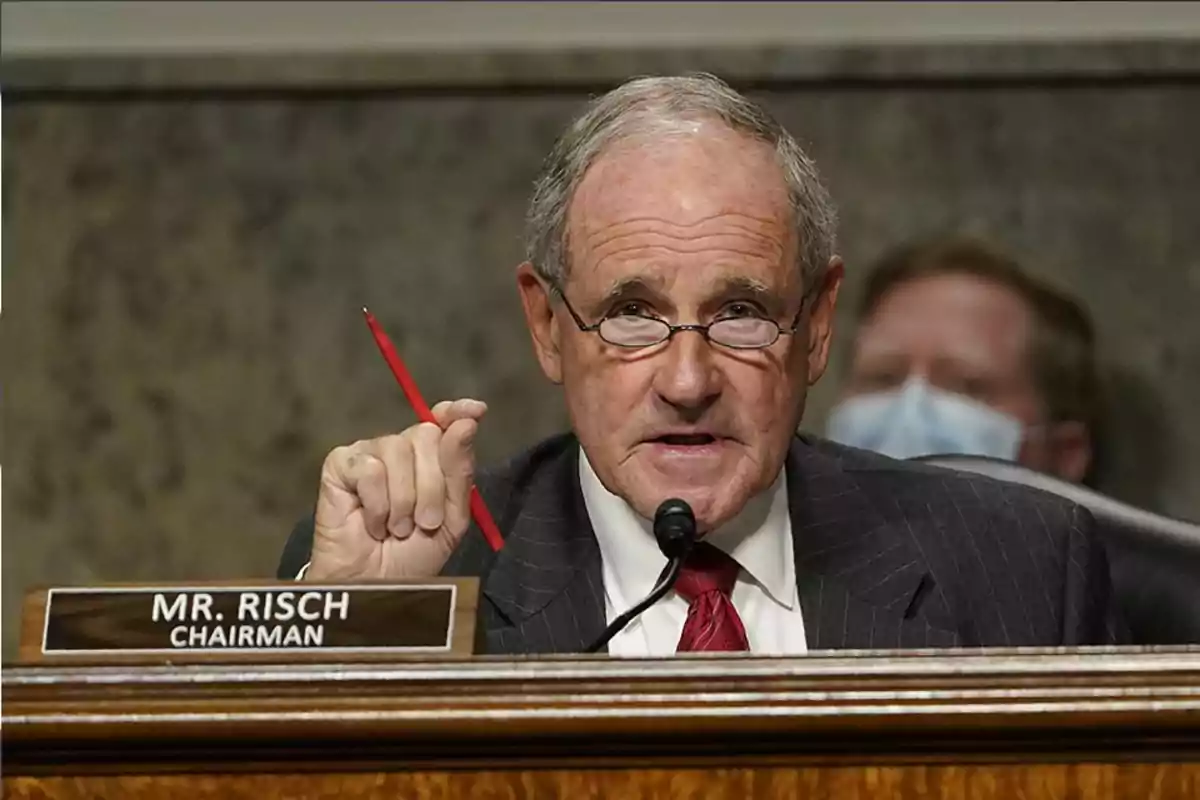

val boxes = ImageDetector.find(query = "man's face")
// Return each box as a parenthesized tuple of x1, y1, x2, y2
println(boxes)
(842, 272, 1084, 478)
(518, 125, 841, 532)
(844, 273, 1041, 422)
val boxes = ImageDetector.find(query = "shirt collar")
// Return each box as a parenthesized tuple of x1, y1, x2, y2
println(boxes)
(579, 447, 794, 610)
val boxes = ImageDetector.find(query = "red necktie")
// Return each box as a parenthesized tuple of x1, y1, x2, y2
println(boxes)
(674, 542, 750, 652)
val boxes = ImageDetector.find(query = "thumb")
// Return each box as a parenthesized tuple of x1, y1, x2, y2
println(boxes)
(431, 398, 488, 429)
(440, 417, 479, 535)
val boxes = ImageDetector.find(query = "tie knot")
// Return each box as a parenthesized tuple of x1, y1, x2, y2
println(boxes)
(675, 542, 741, 602)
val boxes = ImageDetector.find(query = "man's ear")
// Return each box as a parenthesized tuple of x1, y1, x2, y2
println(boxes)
(805, 256, 845, 386)
(516, 262, 563, 384)
(1047, 420, 1093, 484)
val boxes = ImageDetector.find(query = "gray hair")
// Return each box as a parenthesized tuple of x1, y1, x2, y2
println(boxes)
(524, 73, 838, 292)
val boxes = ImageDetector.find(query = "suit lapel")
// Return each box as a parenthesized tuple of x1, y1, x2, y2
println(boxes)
(477, 434, 959, 654)
(787, 438, 960, 649)
(479, 445, 607, 654)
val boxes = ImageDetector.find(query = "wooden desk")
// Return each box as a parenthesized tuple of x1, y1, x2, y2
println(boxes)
(4, 647, 1199, 799)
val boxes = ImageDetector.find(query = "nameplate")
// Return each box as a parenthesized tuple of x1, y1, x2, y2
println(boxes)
(20, 580, 479, 662)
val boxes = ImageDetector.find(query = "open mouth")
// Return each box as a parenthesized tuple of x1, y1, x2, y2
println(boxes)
(651, 434, 718, 446)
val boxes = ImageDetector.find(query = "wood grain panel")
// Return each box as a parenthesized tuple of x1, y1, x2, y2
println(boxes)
(4, 648, 1198, 799)
(6, 762, 1198, 800)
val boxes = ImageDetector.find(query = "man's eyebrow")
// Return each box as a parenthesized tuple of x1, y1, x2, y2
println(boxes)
(707, 276, 792, 316)
(714, 276, 774, 299)
(597, 276, 667, 304)
(593, 275, 786, 312)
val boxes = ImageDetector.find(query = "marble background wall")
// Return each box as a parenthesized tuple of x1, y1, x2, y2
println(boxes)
(3, 44, 1199, 657)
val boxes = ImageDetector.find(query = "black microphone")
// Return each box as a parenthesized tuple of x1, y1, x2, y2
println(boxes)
(584, 498, 697, 653)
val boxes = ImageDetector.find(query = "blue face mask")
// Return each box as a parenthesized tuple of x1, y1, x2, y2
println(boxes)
(826, 377, 1023, 462)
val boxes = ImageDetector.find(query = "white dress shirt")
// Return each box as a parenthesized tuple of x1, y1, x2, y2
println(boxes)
(579, 449, 808, 657)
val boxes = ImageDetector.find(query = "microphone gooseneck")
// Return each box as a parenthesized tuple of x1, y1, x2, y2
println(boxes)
(584, 498, 697, 654)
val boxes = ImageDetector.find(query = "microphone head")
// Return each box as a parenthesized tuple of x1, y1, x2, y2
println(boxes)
(653, 498, 697, 560)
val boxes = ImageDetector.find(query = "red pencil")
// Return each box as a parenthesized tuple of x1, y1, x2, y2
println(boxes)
(362, 307, 505, 552)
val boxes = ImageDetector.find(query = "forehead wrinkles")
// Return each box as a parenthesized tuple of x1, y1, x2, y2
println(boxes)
(577, 212, 788, 266)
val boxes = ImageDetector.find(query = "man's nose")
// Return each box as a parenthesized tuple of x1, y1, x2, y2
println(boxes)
(653, 329, 721, 411)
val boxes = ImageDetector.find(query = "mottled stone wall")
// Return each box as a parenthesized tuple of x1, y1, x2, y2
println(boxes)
(3, 45, 1199, 657)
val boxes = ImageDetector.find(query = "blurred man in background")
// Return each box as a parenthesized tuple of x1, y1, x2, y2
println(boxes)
(827, 237, 1099, 484)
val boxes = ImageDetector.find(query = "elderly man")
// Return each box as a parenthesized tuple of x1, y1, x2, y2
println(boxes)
(279, 75, 1122, 655)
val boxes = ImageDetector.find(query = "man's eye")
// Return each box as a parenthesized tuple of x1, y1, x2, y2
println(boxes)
(854, 368, 906, 392)
(719, 302, 766, 319)
(955, 376, 993, 400)
(611, 301, 655, 318)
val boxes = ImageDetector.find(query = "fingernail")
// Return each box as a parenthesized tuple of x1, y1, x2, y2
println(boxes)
(416, 510, 442, 530)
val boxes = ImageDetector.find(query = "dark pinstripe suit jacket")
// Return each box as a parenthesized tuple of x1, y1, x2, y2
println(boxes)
(278, 433, 1125, 653)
